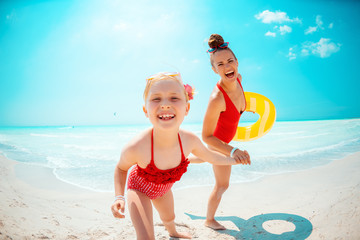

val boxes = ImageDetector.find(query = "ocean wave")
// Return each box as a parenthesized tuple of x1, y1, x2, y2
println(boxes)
(0, 142, 32, 153)
(63, 144, 115, 151)
(1, 119, 359, 192)
(47, 156, 73, 168)
(255, 137, 360, 159)
(284, 132, 330, 140)
(30, 133, 60, 138)
(270, 131, 305, 136)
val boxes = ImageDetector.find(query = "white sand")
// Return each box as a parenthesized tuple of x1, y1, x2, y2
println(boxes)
(1, 153, 359, 239)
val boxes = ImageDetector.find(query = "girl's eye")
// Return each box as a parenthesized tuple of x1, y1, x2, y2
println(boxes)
(171, 97, 179, 101)
(152, 98, 161, 102)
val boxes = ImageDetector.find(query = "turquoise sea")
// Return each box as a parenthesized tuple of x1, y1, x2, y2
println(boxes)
(0, 119, 359, 192)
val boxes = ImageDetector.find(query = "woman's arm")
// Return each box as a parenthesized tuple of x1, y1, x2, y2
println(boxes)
(190, 133, 248, 165)
(202, 94, 234, 156)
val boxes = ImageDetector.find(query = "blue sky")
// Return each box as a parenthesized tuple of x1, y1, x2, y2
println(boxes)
(1, 0, 359, 126)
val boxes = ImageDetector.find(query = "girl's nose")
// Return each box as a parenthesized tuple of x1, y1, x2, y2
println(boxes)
(161, 100, 171, 109)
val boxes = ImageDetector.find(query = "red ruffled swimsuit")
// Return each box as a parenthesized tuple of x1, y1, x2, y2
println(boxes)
(213, 78, 246, 143)
(127, 130, 190, 199)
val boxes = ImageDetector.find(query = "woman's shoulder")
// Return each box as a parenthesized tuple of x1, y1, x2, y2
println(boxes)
(210, 83, 225, 100)
(208, 85, 225, 110)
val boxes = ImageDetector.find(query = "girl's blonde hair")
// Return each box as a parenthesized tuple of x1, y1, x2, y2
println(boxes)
(143, 72, 189, 102)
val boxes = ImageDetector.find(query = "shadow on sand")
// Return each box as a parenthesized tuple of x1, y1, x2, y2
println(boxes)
(185, 212, 313, 240)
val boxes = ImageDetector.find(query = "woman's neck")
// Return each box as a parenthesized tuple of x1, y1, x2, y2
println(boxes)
(220, 78, 238, 92)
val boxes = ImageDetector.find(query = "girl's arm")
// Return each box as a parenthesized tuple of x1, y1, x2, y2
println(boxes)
(188, 154, 205, 163)
(111, 146, 137, 219)
(190, 133, 249, 165)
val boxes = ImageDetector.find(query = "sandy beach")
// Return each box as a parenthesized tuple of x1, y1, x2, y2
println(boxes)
(1, 153, 359, 240)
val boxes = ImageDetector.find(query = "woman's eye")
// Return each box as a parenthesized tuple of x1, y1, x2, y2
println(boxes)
(152, 98, 161, 102)
(171, 97, 179, 101)
(218, 63, 223, 67)
(229, 60, 234, 63)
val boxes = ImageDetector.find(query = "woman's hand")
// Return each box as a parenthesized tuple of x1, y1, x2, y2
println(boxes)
(233, 149, 251, 165)
(111, 199, 126, 218)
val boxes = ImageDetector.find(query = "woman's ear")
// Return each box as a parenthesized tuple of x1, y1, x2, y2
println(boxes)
(143, 105, 148, 118)
(212, 66, 218, 74)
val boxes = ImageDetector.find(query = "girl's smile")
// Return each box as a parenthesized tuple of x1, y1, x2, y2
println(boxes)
(158, 113, 175, 120)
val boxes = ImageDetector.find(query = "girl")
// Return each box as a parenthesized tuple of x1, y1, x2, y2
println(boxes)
(202, 34, 251, 230)
(110, 72, 249, 239)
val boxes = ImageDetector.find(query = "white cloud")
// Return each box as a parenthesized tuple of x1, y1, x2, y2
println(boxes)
(305, 26, 317, 35)
(287, 47, 297, 60)
(265, 31, 276, 37)
(315, 15, 324, 29)
(304, 15, 325, 35)
(255, 10, 301, 24)
(279, 25, 292, 35)
(301, 49, 310, 56)
(288, 38, 341, 60)
(292, 17, 302, 23)
(302, 38, 341, 58)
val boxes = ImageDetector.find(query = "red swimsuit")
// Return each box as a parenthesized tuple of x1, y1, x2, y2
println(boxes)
(127, 130, 190, 199)
(213, 78, 246, 143)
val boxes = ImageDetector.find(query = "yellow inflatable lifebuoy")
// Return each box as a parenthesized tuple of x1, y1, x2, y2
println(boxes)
(233, 92, 276, 142)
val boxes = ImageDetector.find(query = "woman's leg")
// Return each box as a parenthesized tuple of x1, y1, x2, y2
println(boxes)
(205, 164, 232, 230)
(127, 190, 155, 240)
(152, 190, 191, 239)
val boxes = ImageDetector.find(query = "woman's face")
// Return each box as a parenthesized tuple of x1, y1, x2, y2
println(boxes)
(211, 49, 238, 82)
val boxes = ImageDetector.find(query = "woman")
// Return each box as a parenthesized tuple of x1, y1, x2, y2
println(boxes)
(202, 34, 251, 230)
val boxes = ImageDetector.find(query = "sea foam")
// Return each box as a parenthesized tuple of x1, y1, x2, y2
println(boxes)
(1, 119, 359, 192)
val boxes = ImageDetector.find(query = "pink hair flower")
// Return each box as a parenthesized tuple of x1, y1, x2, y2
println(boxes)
(184, 84, 195, 100)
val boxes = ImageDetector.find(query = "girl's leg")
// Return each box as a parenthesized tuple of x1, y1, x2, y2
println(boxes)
(152, 190, 192, 239)
(205, 164, 232, 230)
(127, 190, 155, 240)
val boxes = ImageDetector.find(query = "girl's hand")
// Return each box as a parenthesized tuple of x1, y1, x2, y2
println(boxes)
(111, 199, 125, 218)
(233, 149, 251, 165)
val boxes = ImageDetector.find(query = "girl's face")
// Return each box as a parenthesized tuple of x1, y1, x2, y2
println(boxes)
(143, 79, 190, 130)
(211, 49, 238, 82)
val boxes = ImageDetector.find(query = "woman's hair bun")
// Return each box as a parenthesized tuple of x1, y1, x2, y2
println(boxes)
(208, 34, 224, 48)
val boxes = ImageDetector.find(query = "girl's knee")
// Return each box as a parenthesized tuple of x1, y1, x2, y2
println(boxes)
(215, 183, 229, 194)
